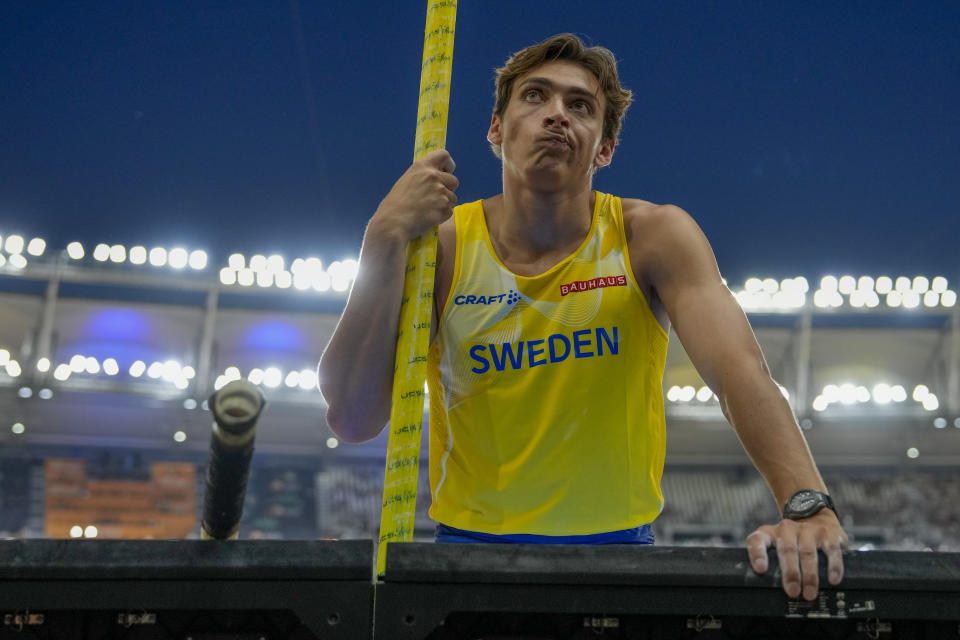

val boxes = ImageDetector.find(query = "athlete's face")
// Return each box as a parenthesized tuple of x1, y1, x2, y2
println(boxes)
(488, 61, 615, 188)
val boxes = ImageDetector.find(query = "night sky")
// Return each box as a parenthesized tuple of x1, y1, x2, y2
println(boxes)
(1, 1, 957, 284)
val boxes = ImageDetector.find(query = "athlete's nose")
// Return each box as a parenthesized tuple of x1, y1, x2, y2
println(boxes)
(544, 98, 570, 129)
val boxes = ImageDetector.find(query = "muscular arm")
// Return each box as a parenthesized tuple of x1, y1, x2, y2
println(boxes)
(318, 150, 458, 443)
(629, 201, 847, 600)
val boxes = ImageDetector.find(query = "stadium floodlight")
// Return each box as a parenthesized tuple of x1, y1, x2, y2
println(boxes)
(855, 385, 870, 403)
(66, 242, 85, 260)
(224, 366, 241, 381)
(839, 383, 858, 405)
(102, 358, 119, 376)
(147, 362, 163, 379)
(922, 394, 939, 411)
(906, 447, 919, 459)
(93, 243, 110, 261)
(275, 271, 292, 289)
(902, 291, 921, 309)
(744, 277, 762, 293)
(894, 276, 911, 292)
(666, 385, 681, 402)
(0, 349, 8, 365)
(182, 365, 195, 379)
(174, 377, 189, 390)
(923, 291, 939, 307)
(69, 354, 86, 373)
(27, 238, 46, 256)
(838, 275, 856, 294)
(149, 247, 167, 267)
(11, 422, 25, 435)
(865, 292, 880, 308)
(213, 375, 228, 391)
(886, 291, 902, 307)
(36, 357, 50, 372)
(248, 368, 265, 385)
(255, 271, 274, 288)
(312, 272, 332, 292)
(109, 244, 126, 263)
(129, 360, 146, 377)
(912, 384, 930, 402)
(128, 246, 147, 265)
(267, 254, 285, 273)
(812, 395, 829, 412)
(237, 268, 255, 287)
(340, 258, 359, 279)
(8, 254, 27, 269)
(285, 371, 300, 388)
(188, 250, 207, 270)
(183, 398, 197, 410)
(84, 357, 100, 374)
(942, 291, 957, 307)
(875, 276, 893, 294)
(38, 388, 53, 400)
(293, 274, 311, 291)
(250, 254, 267, 273)
(872, 383, 892, 404)
(4, 235, 25, 254)
(219, 267, 236, 286)
(0, 255, 7, 267)
(168, 247, 188, 269)
(69, 526, 83, 538)
(84, 525, 98, 538)
(299, 368, 318, 391)
(174, 430, 187, 443)
(761, 278, 778, 294)
(912, 276, 929, 293)
(17, 387, 32, 399)
(53, 364, 71, 381)
(931, 276, 948, 293)
(696, 386, 713, 402)
(326, 437, 339, 449)
(849, 291, 865, 308)
(161, 360, 181, 382)
(857, 276, 874, 292)
(263, 367, 282, 388)
(890, 385, 907, 402)
(679, 385, 696, 402)
(5, 361, 21, 377)
(934, 417, 947, 429)
(228, 253, 245, 270)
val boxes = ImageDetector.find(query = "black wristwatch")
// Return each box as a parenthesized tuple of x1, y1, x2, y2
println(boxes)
(782, 489, 837, 521)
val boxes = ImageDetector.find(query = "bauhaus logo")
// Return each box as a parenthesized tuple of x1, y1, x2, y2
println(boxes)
(560, 275, 627, 296)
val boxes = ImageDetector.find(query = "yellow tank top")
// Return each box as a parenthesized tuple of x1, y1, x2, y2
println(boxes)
(426, 192, 669, 535)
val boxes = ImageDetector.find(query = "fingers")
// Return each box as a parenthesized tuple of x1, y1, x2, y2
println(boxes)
(750, 516, 848, 601)
(798, 526, 820, 601)
(773, 521, 803, 599)
(746, 526, 774, 574)
(822, 530, 847, 586)
(421, 148, 456, 173)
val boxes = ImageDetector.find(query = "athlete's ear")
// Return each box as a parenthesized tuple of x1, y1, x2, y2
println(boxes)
(594, 137, 616, 169)
(487, 113, 503, 146)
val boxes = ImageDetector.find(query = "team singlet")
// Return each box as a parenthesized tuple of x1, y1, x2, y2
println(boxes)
(426, 191, 669, 535)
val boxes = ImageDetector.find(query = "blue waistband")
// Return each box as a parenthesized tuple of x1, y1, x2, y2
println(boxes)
(435, 523, 654, 545)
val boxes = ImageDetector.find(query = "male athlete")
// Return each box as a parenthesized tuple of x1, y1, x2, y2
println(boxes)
(319, 33, 848, 601)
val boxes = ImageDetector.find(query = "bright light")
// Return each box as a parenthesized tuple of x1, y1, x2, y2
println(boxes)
(69, 354, 85, 372)
(67, 242, 85, 259)
(4, 235, 25, 254)
(84, 525, 98, 538)
(147, 362, 163, 379)
(17, 387, 32, 398)
(8, 254, 27, 269)
(872, 384, 892, 404)
(666, 386, 681, 402)
(228, 253, 245, 270)
(267, 254, 285, 273)
(679, 385, 696, 402)
(174, 377, 189, 390)
(36, 357, 50, 372)
(942, 291, 957, 307)
(174, 430, 187, 443)
(11, 422, 25, 435)
(934, 417, 947, 429)
(256, 271, 274, 288)
(275, 271, 292, 289)
(922, 394, 939, 411)
(931, 277, 948, 293)
(838, 275, 856, 294)
(70, 526, 83, 538)
(923, 291, 939, 307)
(109, 244, 126, 263)
(777, 384, 790, 400)
(875, 276, 892, 294)
(27, 238, 46, 256)
(53, 364, 71, 381)
(5, 361, 22, 377)
(696, 386, 713, 402)
(285, 371, 300, 388)
(103, 358, 119, 376)
(912, 384, 930, 402)
(248, 368, 264, 385)
(263, 366, 282, 388)
(161, 360, 181, 381)
(340, 258, 359, 279)
(912, 276, 929, 293)
(168, 247, 188, 269)
(822, 384, 840, 403)
(326, 437, 339, 449)
(745, 277, 763, 293)
(219, 267, 237, 285)
(894, 276, 911, 291)
(250, 254, 267, 272)
(188, 250, 207, 270)
(237, 268, 255, 286)
(838, 383, 857, 405)
(886, 291, 902, 307)
(149, 247, 168, 266)
(224, 366, 241, 381)
(906, 447, 919, 459)
(902, 291, 921, 308)
(0, 349, 7, 365)
(812, 395, 829, 412)
(93, 243, 110, 261)
(299, 368, 317, 390)
(857, 276, 874, 291)
(312, 272, 332, 292)
(0, 255, 7, 267)
(129, 360, 146, 377)
(85, 357, 100, 374)
(890, 385, 907, 402)
(182, 365, 195, 379)
(183, 398, 197, 410)
(129, 246, 147, 264)
(38, 388, 52, 399)
(214, 375, 228, 390)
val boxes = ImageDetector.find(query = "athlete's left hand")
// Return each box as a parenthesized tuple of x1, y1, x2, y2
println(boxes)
(746, 509, 848, 600)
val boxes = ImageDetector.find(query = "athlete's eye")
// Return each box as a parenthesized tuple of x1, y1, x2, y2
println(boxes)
(523, 88, 543, 101)
(570, 100, 591, 113)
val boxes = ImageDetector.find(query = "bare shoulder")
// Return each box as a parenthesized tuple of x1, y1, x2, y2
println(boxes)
(621, 198, 705, 265)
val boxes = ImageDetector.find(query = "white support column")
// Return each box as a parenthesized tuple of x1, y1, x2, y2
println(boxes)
(948, 305, 960, 416)
(194, 287, 219, 400)
(794, 309, 813, 419)
(31, 274, 60, 386)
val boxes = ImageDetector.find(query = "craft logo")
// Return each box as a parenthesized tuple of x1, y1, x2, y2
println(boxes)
(560, 274, 627, 296)
(453, 290, 520, 306)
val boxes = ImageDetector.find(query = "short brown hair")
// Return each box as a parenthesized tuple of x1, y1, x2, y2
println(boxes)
(490, 33, 633, 159)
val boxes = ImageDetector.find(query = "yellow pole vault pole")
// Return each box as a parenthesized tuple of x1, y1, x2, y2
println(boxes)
(377, 0, 457, 578)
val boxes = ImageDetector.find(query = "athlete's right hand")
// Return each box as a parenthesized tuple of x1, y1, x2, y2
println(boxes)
(368, 149, 459, 242)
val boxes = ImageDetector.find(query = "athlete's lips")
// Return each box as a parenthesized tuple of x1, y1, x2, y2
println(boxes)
(539, 133, 571, 150)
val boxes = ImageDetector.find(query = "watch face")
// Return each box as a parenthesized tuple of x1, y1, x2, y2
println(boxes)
(791, 492, 818, 512)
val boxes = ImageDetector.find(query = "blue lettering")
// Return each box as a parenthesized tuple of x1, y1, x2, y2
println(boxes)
(596, 326, 619, 356)
(469, 344, 490, 374)
(548, 333, 571, 362)
(573, 329, 593, 358)
(476, 295, 487, 304)
(497, 294, 506, 303)
(489, 342, 524, 371)
(466, 295, 477, 304)
(527, 339, 546, 367)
